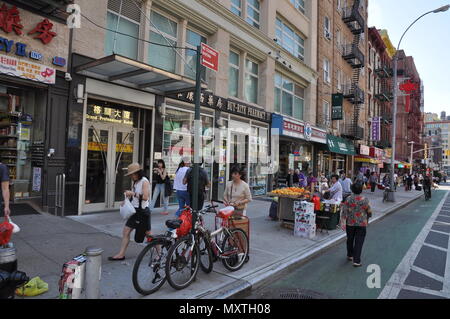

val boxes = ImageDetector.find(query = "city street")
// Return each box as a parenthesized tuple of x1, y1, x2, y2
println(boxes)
(246, 184, 450, 299)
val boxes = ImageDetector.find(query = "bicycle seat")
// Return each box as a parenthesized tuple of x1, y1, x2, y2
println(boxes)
(165, 219, 182, 229)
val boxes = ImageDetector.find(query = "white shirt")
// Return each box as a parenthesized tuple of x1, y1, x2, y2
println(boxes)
(174, 166, 189, 191)
(339, 178, 352, 194)
(329, 181, 343, 202)
(131, 177, 150, 208)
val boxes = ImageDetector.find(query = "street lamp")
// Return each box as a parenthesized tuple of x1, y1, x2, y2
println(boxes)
(388, 4, 450, 202)
(408, 141, 414, 175)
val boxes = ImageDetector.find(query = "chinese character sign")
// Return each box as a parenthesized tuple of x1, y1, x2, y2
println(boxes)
(28, 19, 57, 45)
(0, 4, 23, 35)
(371, 117, 381, 141)
(399, 80, 418, 113)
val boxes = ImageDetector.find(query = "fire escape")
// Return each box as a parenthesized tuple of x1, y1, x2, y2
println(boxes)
(374, 62, 393, 148)
(341, 0, 365, 140)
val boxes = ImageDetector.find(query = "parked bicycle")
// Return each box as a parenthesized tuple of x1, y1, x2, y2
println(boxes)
(165, 204, 249, 290)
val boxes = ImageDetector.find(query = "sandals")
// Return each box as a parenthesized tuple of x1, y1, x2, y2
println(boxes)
(108, 256, 125, 261)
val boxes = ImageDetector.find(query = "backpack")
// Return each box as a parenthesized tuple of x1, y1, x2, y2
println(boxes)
(176, 207, 193, 237)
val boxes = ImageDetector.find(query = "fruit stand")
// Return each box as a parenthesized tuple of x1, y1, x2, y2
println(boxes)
(268, 188, 311, 227)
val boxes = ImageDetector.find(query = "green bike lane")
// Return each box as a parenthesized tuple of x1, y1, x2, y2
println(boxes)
(247, 190, 448, 299)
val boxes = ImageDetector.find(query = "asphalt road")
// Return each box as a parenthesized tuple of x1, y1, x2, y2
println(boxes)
(246, 184, 450, 299)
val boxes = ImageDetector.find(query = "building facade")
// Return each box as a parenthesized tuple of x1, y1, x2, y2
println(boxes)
(424, 118, 450, 174)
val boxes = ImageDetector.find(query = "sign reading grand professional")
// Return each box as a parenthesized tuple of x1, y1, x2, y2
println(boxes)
(200, 43, 219, 72)
(168, 91, 271, 123)
(0, 53, 55, 84)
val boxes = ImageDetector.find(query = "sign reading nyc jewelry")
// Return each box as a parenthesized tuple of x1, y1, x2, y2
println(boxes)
(168, 91, 271, 123)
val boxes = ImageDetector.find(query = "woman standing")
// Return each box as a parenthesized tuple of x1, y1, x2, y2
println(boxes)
(149, 159, 169, 215)
(109, 163, 151, 261)
(340, 182, 372, 267)
(223, 167, 252, 216)
(173, 157, 191, 217)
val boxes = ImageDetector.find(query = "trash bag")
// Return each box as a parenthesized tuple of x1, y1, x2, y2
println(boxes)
(15, 277, 49, 297)
(0, 218, 13, 246)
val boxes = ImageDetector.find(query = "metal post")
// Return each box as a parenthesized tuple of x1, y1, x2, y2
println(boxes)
(55, 174, 66, 217)
(409, 141, 415, 175)
(84, 247, 103, 299)
(191, 45, 202, 235)
(387, 54, 398, 202)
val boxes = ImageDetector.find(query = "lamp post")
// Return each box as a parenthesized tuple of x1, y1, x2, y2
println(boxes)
(387, 4, 450, 202)
(408, 141, 415, 175)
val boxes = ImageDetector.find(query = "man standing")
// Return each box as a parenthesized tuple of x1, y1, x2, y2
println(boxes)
(0, 161, 10, 218)
(328, 174, 343, 202)
(339, 170, 352, 202)
(184, 159, 210, 211)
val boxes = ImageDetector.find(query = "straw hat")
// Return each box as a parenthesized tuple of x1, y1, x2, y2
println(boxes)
(125, 163, 142, 176)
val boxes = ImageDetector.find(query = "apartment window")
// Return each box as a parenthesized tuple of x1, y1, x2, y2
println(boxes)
(274, 73, 305, 120)
(185, 29, 207, 80)
(323, 100, 330, 125)
(105, 0, 140, 60)
(324, 16, 331, 40)
(336, 29, 343, 52)
(148, 11, 178, 73)
(244, 58, 259, 104)
(275, 17, 305, 61)
(229, 51, 240, 97)
(290, 0, 305, 14)
(337, 69, 343, 91)
(246, 0, 260, 29)
(323, 58, 331, 83)
(231, 0, 242, 16)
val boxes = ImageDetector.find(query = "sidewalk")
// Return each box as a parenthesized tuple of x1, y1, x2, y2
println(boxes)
(10, 187, 423, 299)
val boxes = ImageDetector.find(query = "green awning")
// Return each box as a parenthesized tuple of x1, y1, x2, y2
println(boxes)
(326, 135, 356, 155)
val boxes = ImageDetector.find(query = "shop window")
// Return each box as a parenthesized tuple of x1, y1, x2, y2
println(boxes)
(249, 126, 269, 196)
(185, 29, 207, 80)
(244, 58, 258, 104)
(229, 51, 240, 98)
(274, 73, 305, 121)
(275, 17, 305, 61)
(148, 10, 178, 73)
(0, 85, 46, 201)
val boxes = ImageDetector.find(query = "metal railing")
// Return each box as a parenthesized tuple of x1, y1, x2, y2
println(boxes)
(342, 84, 365, 103)
(55, 173, 66, 217)
(342, 44, 365, 67)
(342, 6, 365, 34)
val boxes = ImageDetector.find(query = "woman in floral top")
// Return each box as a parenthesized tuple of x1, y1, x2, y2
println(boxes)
(340, 182, 372, 267)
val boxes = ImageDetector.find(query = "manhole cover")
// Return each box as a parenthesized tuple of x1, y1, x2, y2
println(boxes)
(257, 288, 331, 299)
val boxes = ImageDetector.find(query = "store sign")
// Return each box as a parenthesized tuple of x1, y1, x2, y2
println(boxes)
(370, 147, 384, 160)
(0, 53, 55, 84)
(200, 43, 219, 72)
(371, 117, 381, 141)
(304, 123, 312, 141)
(360, 144, 370, 156)
(272, 114, 326, 144)
(331, 94, 344, 120)
(167, 91, 271, 123)
(87, 104, 133, 125)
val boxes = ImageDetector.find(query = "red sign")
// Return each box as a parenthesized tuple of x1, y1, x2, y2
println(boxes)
(0, 4, 23, 35)
(399, 80, 418, 113)
(283, 120, 304, 135)
(200, 43, 219, 72)
(370, 147, 384, 160)
(28, 19, 57, 45)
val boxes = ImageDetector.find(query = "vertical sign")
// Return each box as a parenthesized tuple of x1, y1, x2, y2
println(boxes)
(331, 94, 344, 120)
(371, 117, 381, 141)
(200, 43, 219, 72)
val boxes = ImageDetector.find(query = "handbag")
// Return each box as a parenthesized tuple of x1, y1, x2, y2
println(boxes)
(165, 176, 173, 197)
(119, 195, 136, 220)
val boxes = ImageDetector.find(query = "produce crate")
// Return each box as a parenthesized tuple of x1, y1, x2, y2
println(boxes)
(316, 210, 340, 231)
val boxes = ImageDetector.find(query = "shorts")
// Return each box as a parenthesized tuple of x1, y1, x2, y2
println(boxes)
(125, 207, 151, 243)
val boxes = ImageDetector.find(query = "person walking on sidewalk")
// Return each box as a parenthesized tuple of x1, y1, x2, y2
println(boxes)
(406, 174, 413, 191)
(340, 182, 372, 267)
(109, 163, 151, 261)
(174, 157, 191, 217)
(369, 172, 378, 192)
(0, 161, 10, 218)
(149, 159, 169, 215)
(223, 167, 252, 216)
(184, 159, 210, 211)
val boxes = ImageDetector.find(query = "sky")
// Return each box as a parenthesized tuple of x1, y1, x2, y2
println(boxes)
(368, 0, 450, 115)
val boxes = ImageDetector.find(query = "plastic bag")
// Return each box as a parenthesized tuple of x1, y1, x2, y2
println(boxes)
(8, 217, 20, 233)
(16, 276, 49, 297)
(120, 195, 136, 220)
(0, 218, 13, 246)
(176, 208, 192, 237)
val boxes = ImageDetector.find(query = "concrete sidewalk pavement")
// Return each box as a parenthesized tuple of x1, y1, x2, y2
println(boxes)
(9, 187, 424, 299)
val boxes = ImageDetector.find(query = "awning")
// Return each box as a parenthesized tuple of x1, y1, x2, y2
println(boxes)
(326, 135, 356, 155)
(75, 54, 206, 95)
(354, 155, 381, 165)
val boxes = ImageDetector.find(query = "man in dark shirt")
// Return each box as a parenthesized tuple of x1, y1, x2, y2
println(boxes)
(0, 162, 10, 217)
(183, 162, 210, 211)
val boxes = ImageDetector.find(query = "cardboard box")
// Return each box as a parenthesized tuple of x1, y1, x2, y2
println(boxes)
(294, 223, 316, 238)
(295, 211, 316, 226)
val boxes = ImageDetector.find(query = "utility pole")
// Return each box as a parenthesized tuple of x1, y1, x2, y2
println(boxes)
(408, 141, 415, 175)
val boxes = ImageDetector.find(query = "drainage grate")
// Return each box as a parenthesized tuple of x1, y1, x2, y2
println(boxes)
(257, 288, 331, 299)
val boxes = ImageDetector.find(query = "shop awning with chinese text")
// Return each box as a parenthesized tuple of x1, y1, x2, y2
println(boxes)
(326, 135, 356, 155)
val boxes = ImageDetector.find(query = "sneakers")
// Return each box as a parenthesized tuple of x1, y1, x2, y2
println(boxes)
(347, 257, 353, 261)
(353, 263, 362, 267)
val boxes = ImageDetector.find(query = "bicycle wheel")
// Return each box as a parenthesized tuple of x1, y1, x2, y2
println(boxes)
(165, 236, 200, 290)
(198, 233, 213, 274)
(221, 228, 249, 272)
(132, 239, 170, 295)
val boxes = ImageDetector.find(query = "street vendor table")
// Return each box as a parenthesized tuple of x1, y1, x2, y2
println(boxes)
(268, 193, 309, 227)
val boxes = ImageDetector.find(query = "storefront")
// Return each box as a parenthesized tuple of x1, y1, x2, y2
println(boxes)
(354, 144, 380, 175)
(0, 1, 69, 212)
(164, 91, 271, 201)
(271, 114, 327, 183)
(324, 135, 356, 177)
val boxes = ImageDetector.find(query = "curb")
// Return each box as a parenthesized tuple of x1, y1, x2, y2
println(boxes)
(199, 192, 423, 299)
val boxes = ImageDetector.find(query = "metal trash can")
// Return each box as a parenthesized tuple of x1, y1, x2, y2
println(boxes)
(0, 246, 28, 299)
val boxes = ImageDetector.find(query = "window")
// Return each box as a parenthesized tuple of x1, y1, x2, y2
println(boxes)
(324, 16, 331, 39)
(185, 29, 207, 80)
(231, 0, 242, 16)
(274, 73, 305, 120)
(245, 59, 259, 103)
(275, 17, 305, 61)
(290, 0, 305, 14)
(323, 58, 331, 83)
(148, 11, 178, 73)
(246, 0, 260, 29)
(105, 8, 140, 60)
(229, 51, 240, 97)
(323, 100, 330, 125)
(337, 69, 343, 91)
(336, 29, 343, 52)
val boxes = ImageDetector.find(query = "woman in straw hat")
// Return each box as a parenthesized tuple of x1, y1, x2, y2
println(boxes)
(109, 163, 151, 261)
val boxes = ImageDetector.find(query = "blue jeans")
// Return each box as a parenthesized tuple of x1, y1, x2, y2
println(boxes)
(150, 183, 169, 211)
(175, 190, 190, 217)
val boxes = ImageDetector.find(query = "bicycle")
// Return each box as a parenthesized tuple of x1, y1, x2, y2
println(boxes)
(165, 204, 249, 290)
(132, 219, 181, 295)
(382, 186, 391, 202)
